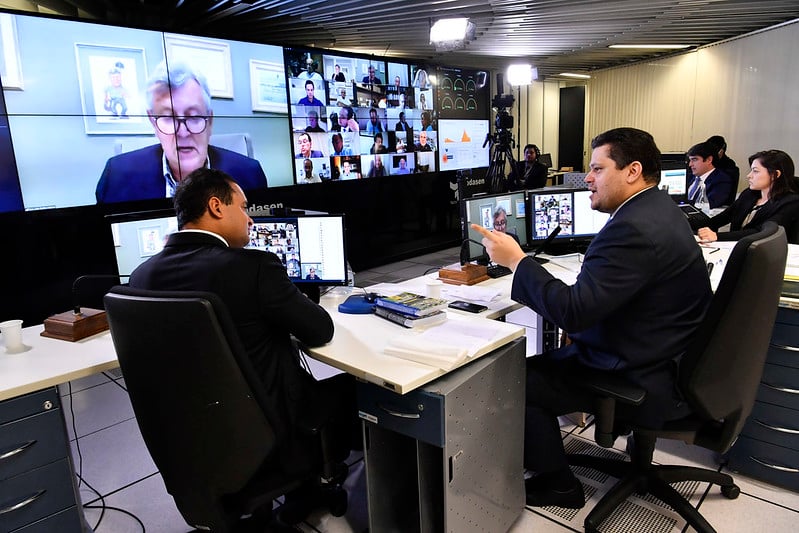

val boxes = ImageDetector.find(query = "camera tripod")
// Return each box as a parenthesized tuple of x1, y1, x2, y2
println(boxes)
(484, 134, 517, 193)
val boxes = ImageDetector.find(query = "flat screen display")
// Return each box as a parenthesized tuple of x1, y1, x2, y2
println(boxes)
(660, 168, 688, 196)
(3, 13, 290, 210)
(438, 119, 490, 172)
(462, 191, 528, 260)
(108, 209, 178, 276)
(248, 214, 347, 285)
(528, 188, 609, 242)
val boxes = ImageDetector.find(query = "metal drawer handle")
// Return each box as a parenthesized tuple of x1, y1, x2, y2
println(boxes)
(754, 419, 799, 434)
(770, 343, 799, 352)
(0, 490, 46, 515)
(762, 382, 799, 395)
(377, 403, 421, 419)
(750, 456, 799, 473)
(0, 440, 36, 461)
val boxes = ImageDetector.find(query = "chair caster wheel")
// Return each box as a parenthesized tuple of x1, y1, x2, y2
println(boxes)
(721, 484, 740, 499)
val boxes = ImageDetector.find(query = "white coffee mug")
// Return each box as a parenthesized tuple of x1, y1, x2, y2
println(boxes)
(0, 319, 24, 353)
(425, 279, 444, 299)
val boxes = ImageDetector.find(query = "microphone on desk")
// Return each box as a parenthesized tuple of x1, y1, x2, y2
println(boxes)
(529, 226, 562, 264)
(42, 274, 129, 342)
(460, 239, 489, 266)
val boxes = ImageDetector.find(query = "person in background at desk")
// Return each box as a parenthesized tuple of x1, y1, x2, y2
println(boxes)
(706, 135, 739, 185)
(686, 141, 735, 210)
(96, 60, 267, 203)
(473, 127, 711, 509)
(698, 149, 799, 243)
(129, 168, 357, 524)
(508, 143, 548, 190)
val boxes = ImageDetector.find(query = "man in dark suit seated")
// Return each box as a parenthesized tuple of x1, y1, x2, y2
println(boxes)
(129, 167, 357, 523)
(95, 60, 267, 204)
(473, 128, 712, 509)
(686, 141, 735, 209)
(508, 143, 548, 190)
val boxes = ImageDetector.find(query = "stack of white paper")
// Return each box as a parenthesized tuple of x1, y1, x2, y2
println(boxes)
(383, 320, 504, 370)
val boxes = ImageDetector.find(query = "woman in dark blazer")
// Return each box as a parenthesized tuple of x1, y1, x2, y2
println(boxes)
(698, 149, 799, 244)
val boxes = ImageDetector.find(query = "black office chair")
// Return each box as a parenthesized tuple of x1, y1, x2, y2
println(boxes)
(104, 286, 347, 532)
(567, 221, 788, 533)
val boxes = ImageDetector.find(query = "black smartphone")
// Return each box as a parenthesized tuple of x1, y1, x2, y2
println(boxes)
(448, 300, 488, 313)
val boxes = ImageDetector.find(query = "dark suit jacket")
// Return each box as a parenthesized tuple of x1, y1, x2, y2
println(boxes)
(708, 188, 799, 243)
(129, 231, 334, 457)
(688, 168, 734, 209)
(96, 144, 268, 204)
(508, 160, 548, 190)
(512, 187, 712, 423)
(395, 121, 412, 132)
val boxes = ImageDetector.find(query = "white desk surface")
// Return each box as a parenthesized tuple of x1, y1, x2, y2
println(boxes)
(1, 244, 741, 402)
(308, 255, 584, 394)
(0, 325, 118, 402)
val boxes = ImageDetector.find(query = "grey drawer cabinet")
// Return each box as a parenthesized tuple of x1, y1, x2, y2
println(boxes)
(0, 388, 82, 532)
(729, 306, 799, 491)
(357, 339, 526, 533)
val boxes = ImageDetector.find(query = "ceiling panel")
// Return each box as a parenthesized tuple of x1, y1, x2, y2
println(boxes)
(18, 0, 799, 78)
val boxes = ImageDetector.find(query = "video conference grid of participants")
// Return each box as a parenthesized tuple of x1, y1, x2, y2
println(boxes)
(0, 12, 489, 212)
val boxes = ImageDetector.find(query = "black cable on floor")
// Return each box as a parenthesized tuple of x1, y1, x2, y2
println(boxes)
(67, 378, 146, 532)
(78, 473, 146, 532)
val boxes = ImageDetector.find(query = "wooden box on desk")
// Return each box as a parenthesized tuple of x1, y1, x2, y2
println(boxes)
(41, 308, 108, 342)
(438, 263, 489, 286)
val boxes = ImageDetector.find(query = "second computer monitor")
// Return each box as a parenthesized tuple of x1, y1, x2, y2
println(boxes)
(527, 188, 609, 248)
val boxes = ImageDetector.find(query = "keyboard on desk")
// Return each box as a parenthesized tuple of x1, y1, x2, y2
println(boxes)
(486, 264, 512, 278)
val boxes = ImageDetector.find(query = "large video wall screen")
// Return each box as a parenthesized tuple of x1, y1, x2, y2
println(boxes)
(0, 11, 490, 214)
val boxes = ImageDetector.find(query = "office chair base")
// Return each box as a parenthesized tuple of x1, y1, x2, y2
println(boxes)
(569, 454, 739, 533)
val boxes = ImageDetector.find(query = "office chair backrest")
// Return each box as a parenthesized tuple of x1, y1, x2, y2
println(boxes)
(104, 286, 277, 528)
(563, 172, 588, 188)
(679, 222, 787, 449)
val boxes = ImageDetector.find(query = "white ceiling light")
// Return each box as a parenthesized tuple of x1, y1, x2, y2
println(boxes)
(560, 72, 591, 79)
(506, 64, 536, 86)
(430, 18, 470, 43)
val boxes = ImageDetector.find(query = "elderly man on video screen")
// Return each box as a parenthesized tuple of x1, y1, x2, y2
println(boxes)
(95, 60, 268, 204)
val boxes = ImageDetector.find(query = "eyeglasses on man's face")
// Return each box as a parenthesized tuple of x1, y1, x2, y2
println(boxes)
(494, 219, 507, 229)
(153, 115, 209, 135)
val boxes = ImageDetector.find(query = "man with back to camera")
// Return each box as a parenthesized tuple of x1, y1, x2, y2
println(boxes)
(706, 135, 740, 185)
(472, 127, 712, 508)
(128, 167, 356, 523)
(508, 144, 548, 190)
(95, 60, 267, 204)
(297, 79, 324, 107)
(686, 141, 735, 209)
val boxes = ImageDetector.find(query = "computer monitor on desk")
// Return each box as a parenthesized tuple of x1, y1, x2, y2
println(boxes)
(462, 190, 528, 260)
(660, 167, 689, 203)
(527, 188, 609, 253)
(248, 214, 348, 301)
(108, 211, 348, 302)
(108, 209, 179, 277)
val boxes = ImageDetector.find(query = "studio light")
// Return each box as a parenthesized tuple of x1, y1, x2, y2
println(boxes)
(430, 18, 470, 43)
(506, 64, 537, 86)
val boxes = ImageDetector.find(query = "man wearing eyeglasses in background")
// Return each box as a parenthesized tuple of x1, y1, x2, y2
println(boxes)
(95, 60, 268, 204)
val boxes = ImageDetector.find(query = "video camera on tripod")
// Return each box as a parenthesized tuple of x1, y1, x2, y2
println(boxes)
(484, 90, 517, 193)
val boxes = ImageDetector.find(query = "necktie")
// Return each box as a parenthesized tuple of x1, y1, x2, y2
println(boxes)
(688, 176, 701, 202)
